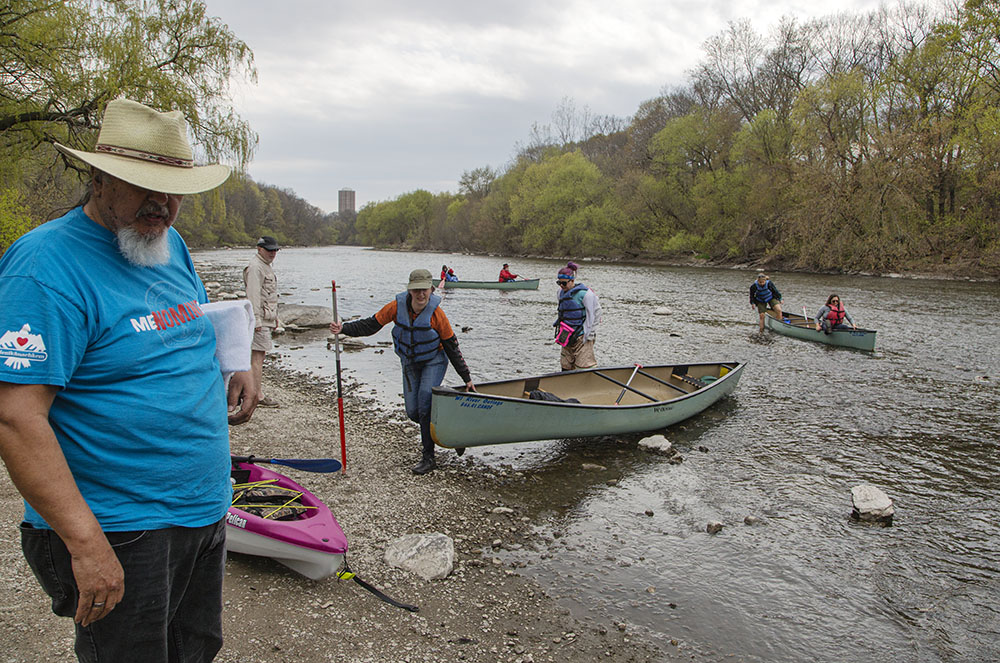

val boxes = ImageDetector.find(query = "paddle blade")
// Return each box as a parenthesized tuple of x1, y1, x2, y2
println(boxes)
(272, 457, 343, 473)
(231, 455, 343, 473)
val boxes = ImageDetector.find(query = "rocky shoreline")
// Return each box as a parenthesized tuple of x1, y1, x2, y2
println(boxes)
(0, 364, 676, 663)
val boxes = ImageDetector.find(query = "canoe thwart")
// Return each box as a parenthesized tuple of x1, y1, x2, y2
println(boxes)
(592, 370, 659, 402)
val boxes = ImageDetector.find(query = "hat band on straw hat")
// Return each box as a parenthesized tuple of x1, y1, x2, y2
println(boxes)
(96, 143, 193, 168)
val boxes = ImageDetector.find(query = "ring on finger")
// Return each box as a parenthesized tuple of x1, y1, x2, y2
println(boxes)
(92, 601, 106, 608)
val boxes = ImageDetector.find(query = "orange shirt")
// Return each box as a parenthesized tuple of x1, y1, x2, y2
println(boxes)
(373, 299, 456, 341)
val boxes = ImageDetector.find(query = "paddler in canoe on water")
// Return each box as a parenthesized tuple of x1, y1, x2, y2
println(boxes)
(815, 294, 857, 334)
(330, 268, 475, 474)
(498, 263, 519, 282)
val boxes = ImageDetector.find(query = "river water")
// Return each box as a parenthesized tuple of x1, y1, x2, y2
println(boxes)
(195, 246, 999, 663)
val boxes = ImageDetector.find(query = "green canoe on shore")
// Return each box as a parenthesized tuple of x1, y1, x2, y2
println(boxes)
(764, 309, 877, 351)
(441, 278, 539, 290)
(430, 361, 745, 447)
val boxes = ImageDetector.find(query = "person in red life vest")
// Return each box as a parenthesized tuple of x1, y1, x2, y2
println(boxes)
(440, 265, 449, 281)
(329, 269, 475, 474)
(815, 294, 856, 334)
(498, 263, 519, 282)
(749, 273, 783, 333)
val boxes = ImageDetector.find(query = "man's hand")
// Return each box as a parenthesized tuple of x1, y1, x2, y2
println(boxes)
(0, 382, 124, 625)
(71, 534, 125, 626)
(227, 370, 259, 425)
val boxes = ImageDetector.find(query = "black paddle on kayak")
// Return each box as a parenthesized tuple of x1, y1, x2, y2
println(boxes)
(231, 455, 343, 473)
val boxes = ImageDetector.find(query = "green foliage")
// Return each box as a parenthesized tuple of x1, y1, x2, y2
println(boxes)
(0, 189, 36, 256)
(1, 1, 257, 170)
(355, 190, 438, 247)
(0, 0, 258, 244)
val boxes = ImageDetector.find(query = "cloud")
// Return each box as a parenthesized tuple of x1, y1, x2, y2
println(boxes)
(204, 0, 889, 212)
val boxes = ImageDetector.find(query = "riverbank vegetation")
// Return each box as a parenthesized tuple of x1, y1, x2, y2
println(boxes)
(353, 1, 1000, 277)
(2, 1, 998, 277)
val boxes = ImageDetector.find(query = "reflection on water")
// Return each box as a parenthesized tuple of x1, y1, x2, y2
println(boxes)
(195, 246, 1000, 663)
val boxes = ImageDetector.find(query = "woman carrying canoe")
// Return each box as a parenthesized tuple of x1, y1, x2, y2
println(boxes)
(815, 294, 857, 334)
(329, 268, 475, 475)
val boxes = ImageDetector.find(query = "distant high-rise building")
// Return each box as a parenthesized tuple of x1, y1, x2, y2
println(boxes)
(338, 188, 356, 215)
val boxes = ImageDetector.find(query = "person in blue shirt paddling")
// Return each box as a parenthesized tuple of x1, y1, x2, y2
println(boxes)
(749, 273, 783, 333)
(0, 98, 257, 662)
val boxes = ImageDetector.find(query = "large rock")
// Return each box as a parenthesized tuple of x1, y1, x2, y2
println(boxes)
(384, 533, 454, 581)
(851, 484, 894, 525)
(277, 304, 333, 329)
(638, 434, 674, 456)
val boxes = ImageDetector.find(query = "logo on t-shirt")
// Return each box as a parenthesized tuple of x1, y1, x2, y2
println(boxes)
(0, 324, 48, 370)
(143, 281, 207, 349)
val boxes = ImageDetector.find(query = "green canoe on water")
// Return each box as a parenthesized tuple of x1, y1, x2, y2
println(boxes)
(441, 279, 539, 290)
(764, 309, 877, 351)
(430, 361, 745, 448)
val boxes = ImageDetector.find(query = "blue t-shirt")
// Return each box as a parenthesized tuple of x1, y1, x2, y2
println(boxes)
(0, 207, 230, 531)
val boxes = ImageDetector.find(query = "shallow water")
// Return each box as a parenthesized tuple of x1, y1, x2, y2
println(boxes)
(196, 246, 1000, 663)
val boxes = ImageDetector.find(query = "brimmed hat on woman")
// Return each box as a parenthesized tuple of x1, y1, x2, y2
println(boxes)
(407, 269, 434, 289)
(54, 98, 230, 195)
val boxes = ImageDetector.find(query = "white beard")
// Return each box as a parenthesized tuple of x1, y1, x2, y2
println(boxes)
(116, 226, 171, 267)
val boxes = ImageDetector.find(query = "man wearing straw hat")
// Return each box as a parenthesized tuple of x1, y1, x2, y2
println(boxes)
(0, 98, 256, 662)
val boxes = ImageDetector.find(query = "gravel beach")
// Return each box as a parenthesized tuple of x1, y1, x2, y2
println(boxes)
(0, 364, 671, 662)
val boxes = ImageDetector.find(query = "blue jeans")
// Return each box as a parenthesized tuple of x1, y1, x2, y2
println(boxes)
(401, 352, 448, 454)
(21, 519, 226, 663)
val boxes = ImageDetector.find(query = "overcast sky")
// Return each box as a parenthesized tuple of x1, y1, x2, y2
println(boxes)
(202, 0, 893, 213)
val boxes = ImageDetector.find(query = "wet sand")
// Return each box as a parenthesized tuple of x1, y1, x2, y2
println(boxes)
(0, 365, 671, 662)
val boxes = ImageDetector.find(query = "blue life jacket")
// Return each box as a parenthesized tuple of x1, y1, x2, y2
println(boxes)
(753, 280, 774, 303)
(557, 283, 589, 332)
(445, 274, 458, 282)
(391, 292, 442, 364)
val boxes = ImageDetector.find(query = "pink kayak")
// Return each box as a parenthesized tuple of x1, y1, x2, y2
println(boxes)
(226, 460, 348, 580)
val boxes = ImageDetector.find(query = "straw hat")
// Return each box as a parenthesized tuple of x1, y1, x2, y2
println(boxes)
(54, 98, 230, 195)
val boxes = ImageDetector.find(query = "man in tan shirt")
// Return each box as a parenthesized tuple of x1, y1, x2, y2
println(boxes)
(244, 236, 280, 406)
